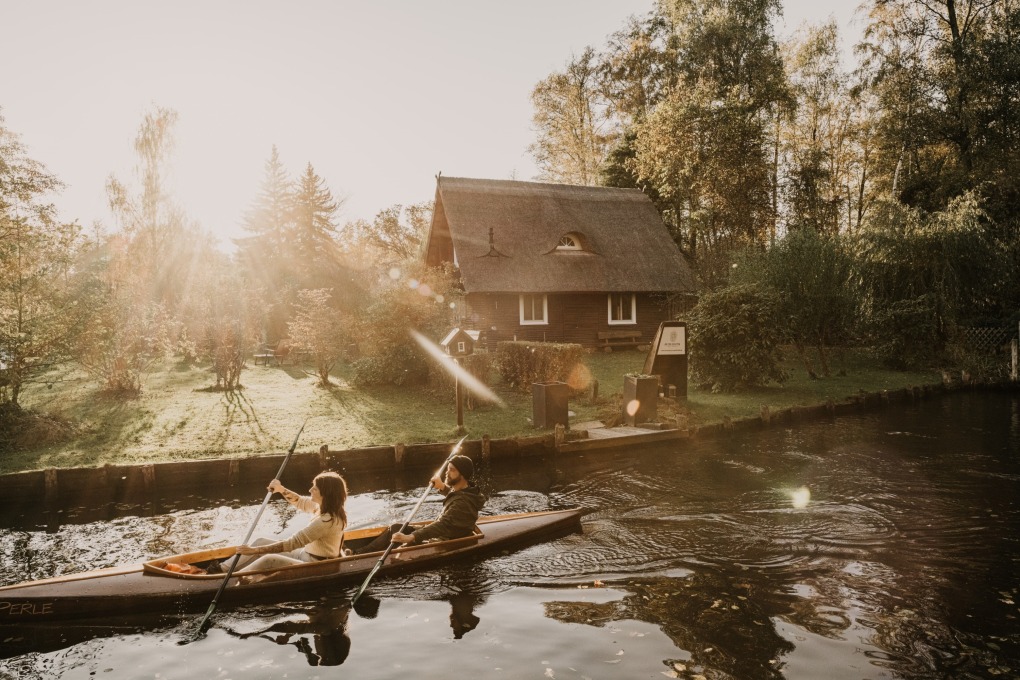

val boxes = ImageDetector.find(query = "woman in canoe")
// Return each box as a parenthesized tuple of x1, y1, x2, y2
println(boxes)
(229, 471, 349, 571)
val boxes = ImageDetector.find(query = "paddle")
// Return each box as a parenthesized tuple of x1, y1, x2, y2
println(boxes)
(350, 435, 468, 605)
(183, 419, 308, 643)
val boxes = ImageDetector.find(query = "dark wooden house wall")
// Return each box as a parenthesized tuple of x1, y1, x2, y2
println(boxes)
(462, 292, 672, 349)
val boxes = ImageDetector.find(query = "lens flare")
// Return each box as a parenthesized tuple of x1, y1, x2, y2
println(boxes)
(791, 486, 811, 509)
(626, 399, 640, 416)
(566, 363, 592, 391)
(410, 329, 504, 406)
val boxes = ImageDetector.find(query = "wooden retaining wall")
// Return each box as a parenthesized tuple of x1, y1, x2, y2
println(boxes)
(2, 380, 1016, 513)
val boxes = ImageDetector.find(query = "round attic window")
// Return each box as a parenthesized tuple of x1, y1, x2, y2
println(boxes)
(556, 234, 582, 250)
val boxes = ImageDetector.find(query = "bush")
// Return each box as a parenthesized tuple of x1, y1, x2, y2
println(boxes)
(350, 344, 430, 387)
(868, 294, 942, 370)
(494, 341, 587, 392)
(688, 283, 787, 391)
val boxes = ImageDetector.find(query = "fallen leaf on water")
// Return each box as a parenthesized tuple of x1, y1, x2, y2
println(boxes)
(544, 668, 555, 678)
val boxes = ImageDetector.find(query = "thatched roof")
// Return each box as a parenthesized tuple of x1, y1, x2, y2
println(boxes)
(424, 177, 696, 294)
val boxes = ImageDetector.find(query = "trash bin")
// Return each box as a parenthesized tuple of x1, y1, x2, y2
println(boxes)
(623, 374, 658, 426)
(532, 381, 569, 429)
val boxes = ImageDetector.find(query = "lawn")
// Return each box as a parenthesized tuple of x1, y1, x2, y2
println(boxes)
(7, 348, 938, 475)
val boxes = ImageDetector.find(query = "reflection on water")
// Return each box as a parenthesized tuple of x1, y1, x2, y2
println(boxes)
(1, 392, 1019, 679)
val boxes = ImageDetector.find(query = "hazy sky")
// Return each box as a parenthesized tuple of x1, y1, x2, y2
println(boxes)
(2, 1, 862, 249)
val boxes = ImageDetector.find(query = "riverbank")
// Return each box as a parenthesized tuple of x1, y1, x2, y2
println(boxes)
(4, 378, 1016, 515)
(7, 347, 943, 475)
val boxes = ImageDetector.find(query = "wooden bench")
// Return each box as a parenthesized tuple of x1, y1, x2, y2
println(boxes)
(254, 341, 296, 366)
(254, 345, 277, 366)
(597, 330, 643, 352)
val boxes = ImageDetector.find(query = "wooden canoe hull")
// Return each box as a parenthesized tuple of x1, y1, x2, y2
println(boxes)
(0, 509, 581, 622)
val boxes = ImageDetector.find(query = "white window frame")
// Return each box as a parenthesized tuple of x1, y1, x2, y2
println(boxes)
(519, 294, 548, 325)
(556, 234, 581, 250)
(607, 293, 636, 325)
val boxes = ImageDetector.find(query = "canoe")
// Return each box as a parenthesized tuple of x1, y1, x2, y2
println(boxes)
(0, 509, 582, 623)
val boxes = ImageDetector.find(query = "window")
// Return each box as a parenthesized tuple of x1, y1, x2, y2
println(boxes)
(608, 293, 636, 324)
(556, 233, 582, 250)
(519, 294, 548, 325)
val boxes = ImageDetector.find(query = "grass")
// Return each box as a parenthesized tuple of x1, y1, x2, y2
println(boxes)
(6, 348, 939, 475)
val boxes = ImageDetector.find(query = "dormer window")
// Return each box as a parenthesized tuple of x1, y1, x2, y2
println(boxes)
(556, 233, 583, 251)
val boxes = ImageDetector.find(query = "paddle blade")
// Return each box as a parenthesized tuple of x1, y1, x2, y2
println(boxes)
(352, 593, 381, 619)
(351, 560, 384, 604)
(180, 602, 217, 644)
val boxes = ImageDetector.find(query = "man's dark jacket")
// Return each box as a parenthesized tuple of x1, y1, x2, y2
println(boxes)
(410, 485, 485, 543)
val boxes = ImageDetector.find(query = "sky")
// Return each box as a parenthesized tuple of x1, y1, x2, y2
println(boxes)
(2, 1, 863, 250)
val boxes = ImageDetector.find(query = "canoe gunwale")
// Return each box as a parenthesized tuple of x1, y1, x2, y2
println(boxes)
(142, 526, 485, 580)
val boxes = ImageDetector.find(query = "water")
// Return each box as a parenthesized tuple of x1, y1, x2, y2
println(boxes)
(2, 392, 1019, 679)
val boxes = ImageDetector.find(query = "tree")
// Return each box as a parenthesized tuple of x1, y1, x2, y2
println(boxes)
(853, 192, 1002, 367)
(236, 146, 297, 340)
(291, 162, 343, 284)
(79, 107, 207, 393)
(858, 0, 1008, 213)
(736, 230, 859, 378)
(342, 202, 432, 265)
(350, 263, 461, 387)
(239, 145, 293, 254)
(528, 47, 615, 185)
(598, 12, 679, 125)
(0, 111, 87, 408)
(288, 288, 349, 387)
(781, 22, 856, 234)
(630, 0, 792, 286)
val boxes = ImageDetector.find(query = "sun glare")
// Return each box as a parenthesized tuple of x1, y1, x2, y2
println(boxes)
(410, 329, 504, 407)
(791, 486, 811, 509)
(625, 399, 640, 417)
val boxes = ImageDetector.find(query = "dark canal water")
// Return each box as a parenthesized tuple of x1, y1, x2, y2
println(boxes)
(2, 392, 1019, 679)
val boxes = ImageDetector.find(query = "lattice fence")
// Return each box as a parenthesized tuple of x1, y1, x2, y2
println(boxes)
(960, 326, 1012, 354)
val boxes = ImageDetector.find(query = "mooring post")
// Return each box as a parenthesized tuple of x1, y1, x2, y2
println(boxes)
(1012, 337, 1017, 381)
(227, 459, 240, 487)
(44, 468, 58, 502)
(141, 464, 156, 494)
(319, 444, 329, 471)
(481, 434, 491, 463)
(394, 443, 405, 468)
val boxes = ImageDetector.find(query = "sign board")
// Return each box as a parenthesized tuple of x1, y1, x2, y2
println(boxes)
(642, 321, 688, 400)
(656, 325, 686, 356)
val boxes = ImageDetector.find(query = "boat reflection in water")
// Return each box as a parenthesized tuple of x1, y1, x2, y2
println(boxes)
(232, 596, 353, 667)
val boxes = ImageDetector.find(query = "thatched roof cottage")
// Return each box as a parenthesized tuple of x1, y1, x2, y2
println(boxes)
(423, 177, 695, 349)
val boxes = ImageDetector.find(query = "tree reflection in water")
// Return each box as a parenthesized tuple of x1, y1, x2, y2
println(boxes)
(543, 572, 797, 679)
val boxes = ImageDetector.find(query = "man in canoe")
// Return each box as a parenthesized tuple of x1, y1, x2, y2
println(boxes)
(356, 454, 484, 553)
(226, 471, 349, 571)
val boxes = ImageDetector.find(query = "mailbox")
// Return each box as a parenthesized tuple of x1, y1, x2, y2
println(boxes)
(440, 328, 478, 357)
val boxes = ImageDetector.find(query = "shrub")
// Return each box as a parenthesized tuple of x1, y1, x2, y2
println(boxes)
(351, 344, 430, 387)
(688, 283, 787, 391)
(868, 294, 942, 370)
(494, 341, 587, 392)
